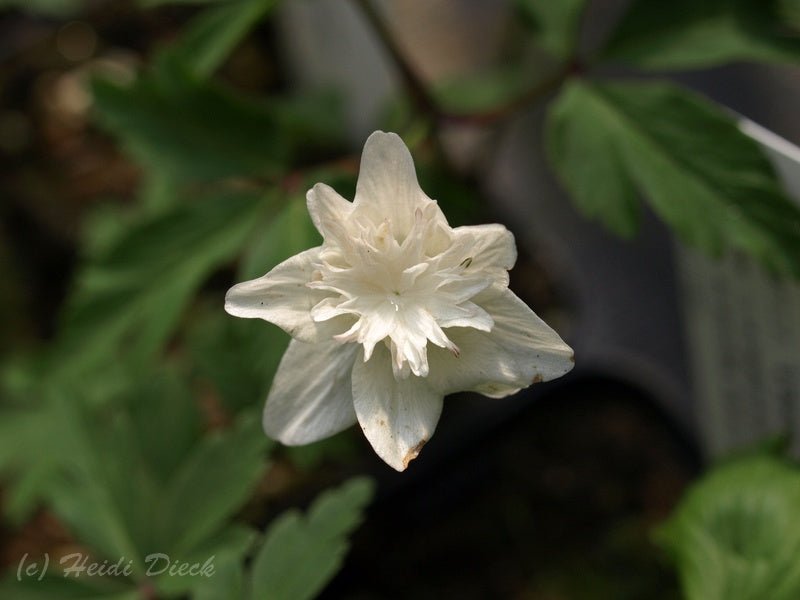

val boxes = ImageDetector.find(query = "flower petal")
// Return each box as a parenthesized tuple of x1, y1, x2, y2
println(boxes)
(306, 183, 354, 247)
(429, 287, 574, 397)
(353, 131, 444, 238)
(224, 247, 345, 343)
(449, 224, 517, 287)
(352, 344, 442, 471)
(263, 339, 359, 445)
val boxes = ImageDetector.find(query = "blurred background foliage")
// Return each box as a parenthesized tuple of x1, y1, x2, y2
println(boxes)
(0, 0, 799, 598)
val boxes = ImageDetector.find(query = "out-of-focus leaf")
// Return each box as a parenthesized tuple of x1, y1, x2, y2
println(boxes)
(433, 65, 536, 115)
(0, 0, 82, 16)
(284, 431, 359, 472)
(157, 0, 279, 79)
(0, 361, 152, 528)
(44, 395, 156, 575)
(80, 203, 139, 260)
(418, 165, 481, 228)
(239, 193, 321, 280)
(124, 372, 202, 484)
(1, 383, 268, 591)
(249, 477, 375, 600)
(780, 0, 800, 28)
(186, 307, 287, 413)
(657, 454, 800, 600)
(153, 525, 255, 596)
(0, 576, 137, 600)
(192, 550, 245, 600)
(602, 0, 800, 70)
(547, 80, 800, 276)
(155, 413, 272, 556)
(52, 192, 264, 378)
(515, 0, 587, 58)
(139, 0, 228, 8)
(92, 73, 342, 183)
(0, 386, 81, 523)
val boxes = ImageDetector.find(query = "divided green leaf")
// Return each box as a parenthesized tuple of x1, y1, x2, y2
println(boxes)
(546, 79, 800, 276)
(156, 0, 280, 80)
(155, 413, 272, 556)
(92, 74, 341, 183)
(249, 477, 375, 600)
(52, 191, 263, 378)
(603, 0, 800, 70)
(658, 454, 800, 600)
(186, 307, 288, 413)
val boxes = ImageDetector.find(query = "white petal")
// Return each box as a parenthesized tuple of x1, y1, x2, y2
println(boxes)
(263, 339, 359, 445)
(431, 300, 493, 331)
(428, 288, 574, 397)
(352, 344, 442, 471)
(450, 224, 517, 287)
(225, 247, 344, 343)
(436, 273, 492, 303)
(353, 131, 445, 238)
(307, 183, 354, 247)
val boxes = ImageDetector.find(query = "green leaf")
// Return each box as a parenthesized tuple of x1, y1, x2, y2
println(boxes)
(780, 0, 800, 28)
(139, 0, 228, 8)
(0, 364, 73, 519)
(546, 80, 800, 276)
(657, 454, 800, 600)
(417, 165, 483, 228)
(153, 525, 255, 596)
(249, 477, 375, 600)
(156, 413, 272, 556)
(51, 191, 263, 378)
(0, 575, 137, 600)
(0, 366, 84, 523)
(0, 0, 83, 16)
(283, 431, 358, 472)
(0, 389, 95, 524)
(515, 0, 587, 58)
(186, 306, 288, 413)
(157, 0, 280, 80)
(603, 0, 800, 70)
(192, 550, 245, 600)
(43, 394, 157, 575)
(124, 371, 202, 484)
(92, 73, 342, 183)
(433, 65, 538, 115)
(239, 193, 321, 281)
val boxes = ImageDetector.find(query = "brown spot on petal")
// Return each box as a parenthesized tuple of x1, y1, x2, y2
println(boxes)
(402, 439, 427, 469)
(532, 374, 543, 384)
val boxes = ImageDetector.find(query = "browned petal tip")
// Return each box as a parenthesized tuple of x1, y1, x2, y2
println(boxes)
(402, 439, 427, 469)
(532, 374, 543, 384)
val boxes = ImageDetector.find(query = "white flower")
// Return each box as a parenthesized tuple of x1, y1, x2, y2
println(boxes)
(225, 131, 574, 471)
